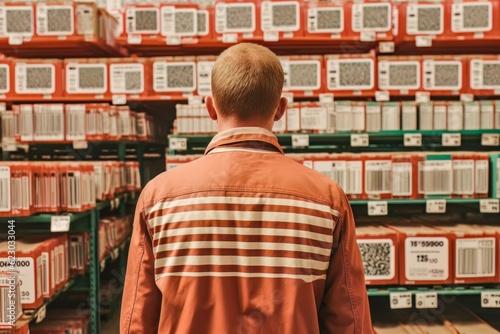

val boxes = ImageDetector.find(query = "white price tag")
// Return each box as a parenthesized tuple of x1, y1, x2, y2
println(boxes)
(263, 31, 279, 42)
(426, 199, 446, 213)
(481, 292, 500, 308)
(416, 292, 438, 309)
(291, 134, 309, 148)
(112, 95, 127, 105)
(8, 36, 23, 45)
(375, 91, 390, 102)
(460, 94, 474, 102)
(351, 134, 369, 147)
(442, 133, 461, 147)
(379, 41, 395, 53)
(169, 137, 188, 151)
(50, 216, 71, 232)
(319, 93, 334, 104)
(282, 93, 294, 106)
(360, 31, 376, 41)
(127, 34, 142, 44)
(188, 96, 203, 105)
(2, 142, 17, 151)
(368, 201, 388, 216)
(222, 33, 237, 43)
(166, 36, 181, 45)
(72, 141, 88, 150)
(480, 199, 500, 213)
(36, 305, 46, 323)
(415, 92, 430, 103)
(416, 36, 432, 47)
(390, 292, 412, 309)
(481, 134, 500, 146)
(404, 133, 422, 147)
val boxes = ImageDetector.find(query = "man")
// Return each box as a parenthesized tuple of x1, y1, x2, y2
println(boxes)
(121, 43, 372, 334)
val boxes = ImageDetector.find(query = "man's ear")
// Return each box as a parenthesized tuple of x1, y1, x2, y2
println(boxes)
(205, 96, 218, 121)
(274, 97, 288, 121)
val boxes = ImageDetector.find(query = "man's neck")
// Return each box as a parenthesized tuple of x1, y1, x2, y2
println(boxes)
(216, 119, 274, 133)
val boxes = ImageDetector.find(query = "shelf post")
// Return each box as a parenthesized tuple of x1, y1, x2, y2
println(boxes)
(89, 208, 101, 334)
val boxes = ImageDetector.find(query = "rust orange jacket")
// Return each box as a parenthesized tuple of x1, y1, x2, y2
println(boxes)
(121, 127, 373, 334)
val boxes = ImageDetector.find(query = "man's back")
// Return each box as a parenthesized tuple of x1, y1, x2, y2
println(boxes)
(121, 128, 371, 334)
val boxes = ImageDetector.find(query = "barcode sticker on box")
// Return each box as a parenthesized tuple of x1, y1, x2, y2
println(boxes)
(357, 239, 395, 280)
(405, 237, 449, 280)
(351, 134, 369, 147)
(457, 238, 495, 277)
(390, 292, 412, 309)
(442, 133, 461, 147)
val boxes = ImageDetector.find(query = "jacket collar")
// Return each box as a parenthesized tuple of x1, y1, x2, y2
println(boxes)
(205, 127, 284, 155)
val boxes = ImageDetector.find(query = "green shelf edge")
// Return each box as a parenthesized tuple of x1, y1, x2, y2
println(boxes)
(367, 285, 500, 297)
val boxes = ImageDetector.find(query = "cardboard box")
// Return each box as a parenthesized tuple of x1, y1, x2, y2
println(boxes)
(468, 55, 500, 96)
(151, 56, 197, 97)
(121, 4, 162, 43)
(396, 1, 446, 45)
(13, 59, 64, 99)
(388, 224, 453, 285)
(108, 57, 150, 98)
(0, 271, 22, 330)
(0, 3, 35, 40)
(437, 224, 497, 284)
(346, 0, 393, 42)
(324, 53, 376, 97)
(418, 154, 453, 198)
(356, 225, 399, 285)
(160, 3, 200, 45)
(421, 55, 466, 96)
(448, 0, 500, 42)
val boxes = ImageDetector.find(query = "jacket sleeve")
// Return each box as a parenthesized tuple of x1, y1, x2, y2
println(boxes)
(319, 189, 373, 334)
(120, 190, 162, 333)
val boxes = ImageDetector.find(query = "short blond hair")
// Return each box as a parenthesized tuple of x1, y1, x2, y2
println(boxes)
(211, 43, 284, 120)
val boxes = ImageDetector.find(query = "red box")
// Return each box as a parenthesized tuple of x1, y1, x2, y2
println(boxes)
(389, 224, 453, 285)
(33, 104, 65, 142)
(437, 224, 497, 284)
(356, 225, 399, 285)
(345, 0, 393, 42)
(0, 240, 45, 309)
(64, 58, 109, 99)
(0, 3, 35, 41)
(345, 153, 364, 200)
(468, 55, 500, 96)
(214, 0, 260, 43)
(395, 1, 446, 45)
(13, 59, 64, 99)
(108, 57, 150, 99)
(280, 55, 323, 97)
(377, 56, 422, 96)
(151, 56, 197, 98)
(121, 4, 161, 44)
(324, 53, 376, 97)
(422, 55, 466, 96)
(364, 153, 392, 200)
(303, 1, 349, 41)
(451, 153, 476, 198)
(65, 104, 86, 142)
(160, 3, 201, 45)
(448, 0, 500, 41)
(260, 0, 304, 42)
(392, 153, 421, 200)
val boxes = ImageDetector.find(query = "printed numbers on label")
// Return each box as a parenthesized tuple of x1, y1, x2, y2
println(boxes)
(442, 133, 461, 147)
(416, 292, 438, 309)
(36, 305, 46, 323)
(481, 134, 500, 146)
(368, 201, 388, 216)
(426, 199, 446, 214)
(291, 134, 309, 148)
(50, 216, 71, 232)
(112, 95, 127, 106)
(169, 137, 188, 151)
(390, 292, 412, 309)
(404, 133, 422, 147)
(415, 36, 432, 47)
(481, 292, 500, 308)
(480, 199, 500, 213)
(351, 134, 369, 147)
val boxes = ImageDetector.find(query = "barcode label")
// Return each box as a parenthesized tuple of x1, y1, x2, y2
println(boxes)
(215, 3, 256, 34)
(37, 5, 74, 36)
(153, 61, 196, 93)
(126, 7, 159, 34)
(300, 107, 327, 131)
(476, 160, 489, 195)
(197, 61, 215, 96)
(0, 166, 10, 212)
(110, 63, 144, 94)
(34, 104, 64, 141)
(456, 238, 495, 277)
(66, 104, 85, 141)
(419, 160, 453, 195)
(261, 1, 300, 33)
(66, 63, 107, 94)
(393, 163, 412, 196)
(15, 63, 56, 95)
(313, 160, 347, 190)
(346, 161, 363, 195)
(161, 7, 197, 37)
(452, 2, 492, 33)
(453, 160, 474, 196)
(365, 160, 392, 195)
(357, 239, 395, 280)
